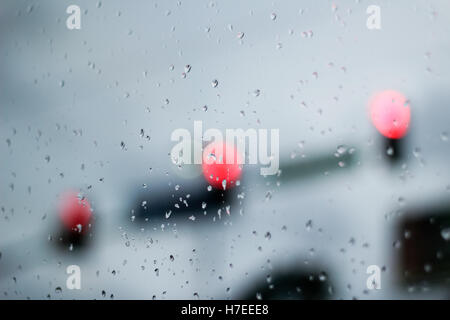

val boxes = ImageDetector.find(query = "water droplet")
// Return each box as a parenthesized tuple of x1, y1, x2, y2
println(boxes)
(270, 13, 277, 21)
(386, 146, 394, 156)
(337, 145, 347, 154)
(404, 230, 411, 239)
(441, 228, 450, 241)
(211, 79, 219, 88)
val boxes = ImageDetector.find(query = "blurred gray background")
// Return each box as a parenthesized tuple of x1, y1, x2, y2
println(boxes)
(1, 0, 450, 299)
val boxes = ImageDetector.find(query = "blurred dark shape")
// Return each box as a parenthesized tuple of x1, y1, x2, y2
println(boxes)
(129, 147, 359, 225)
(130, 178, 241, 224)
(397, 203, 450, 286)
(267, 147, 358, 184)
(240, 267, 335, 300)
(53, 214, 97, 253)
(384, 137, 406, 164)
(54, 227, 95, 252)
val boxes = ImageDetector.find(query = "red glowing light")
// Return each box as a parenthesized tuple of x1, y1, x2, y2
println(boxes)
(59, 191, 92, 232)
(202, 141, 243, 190)
(369, 90, 411, 139)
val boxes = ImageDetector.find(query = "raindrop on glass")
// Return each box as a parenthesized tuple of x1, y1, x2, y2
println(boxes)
(441, 228, 450, 241)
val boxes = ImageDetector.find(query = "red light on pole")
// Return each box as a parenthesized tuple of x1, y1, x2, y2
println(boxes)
(369, 90, 411, 139)
(202, 141, 243, 190)
(59, 191, 92, 233)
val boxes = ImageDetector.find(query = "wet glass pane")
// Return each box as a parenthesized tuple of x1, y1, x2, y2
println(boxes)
(1, 0, 450, 300)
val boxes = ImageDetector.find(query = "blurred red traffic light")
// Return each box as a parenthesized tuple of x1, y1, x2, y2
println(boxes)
(202, 141, 243, 190)
(58, 191, 92, 233)
(369, 90, 411, 139)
